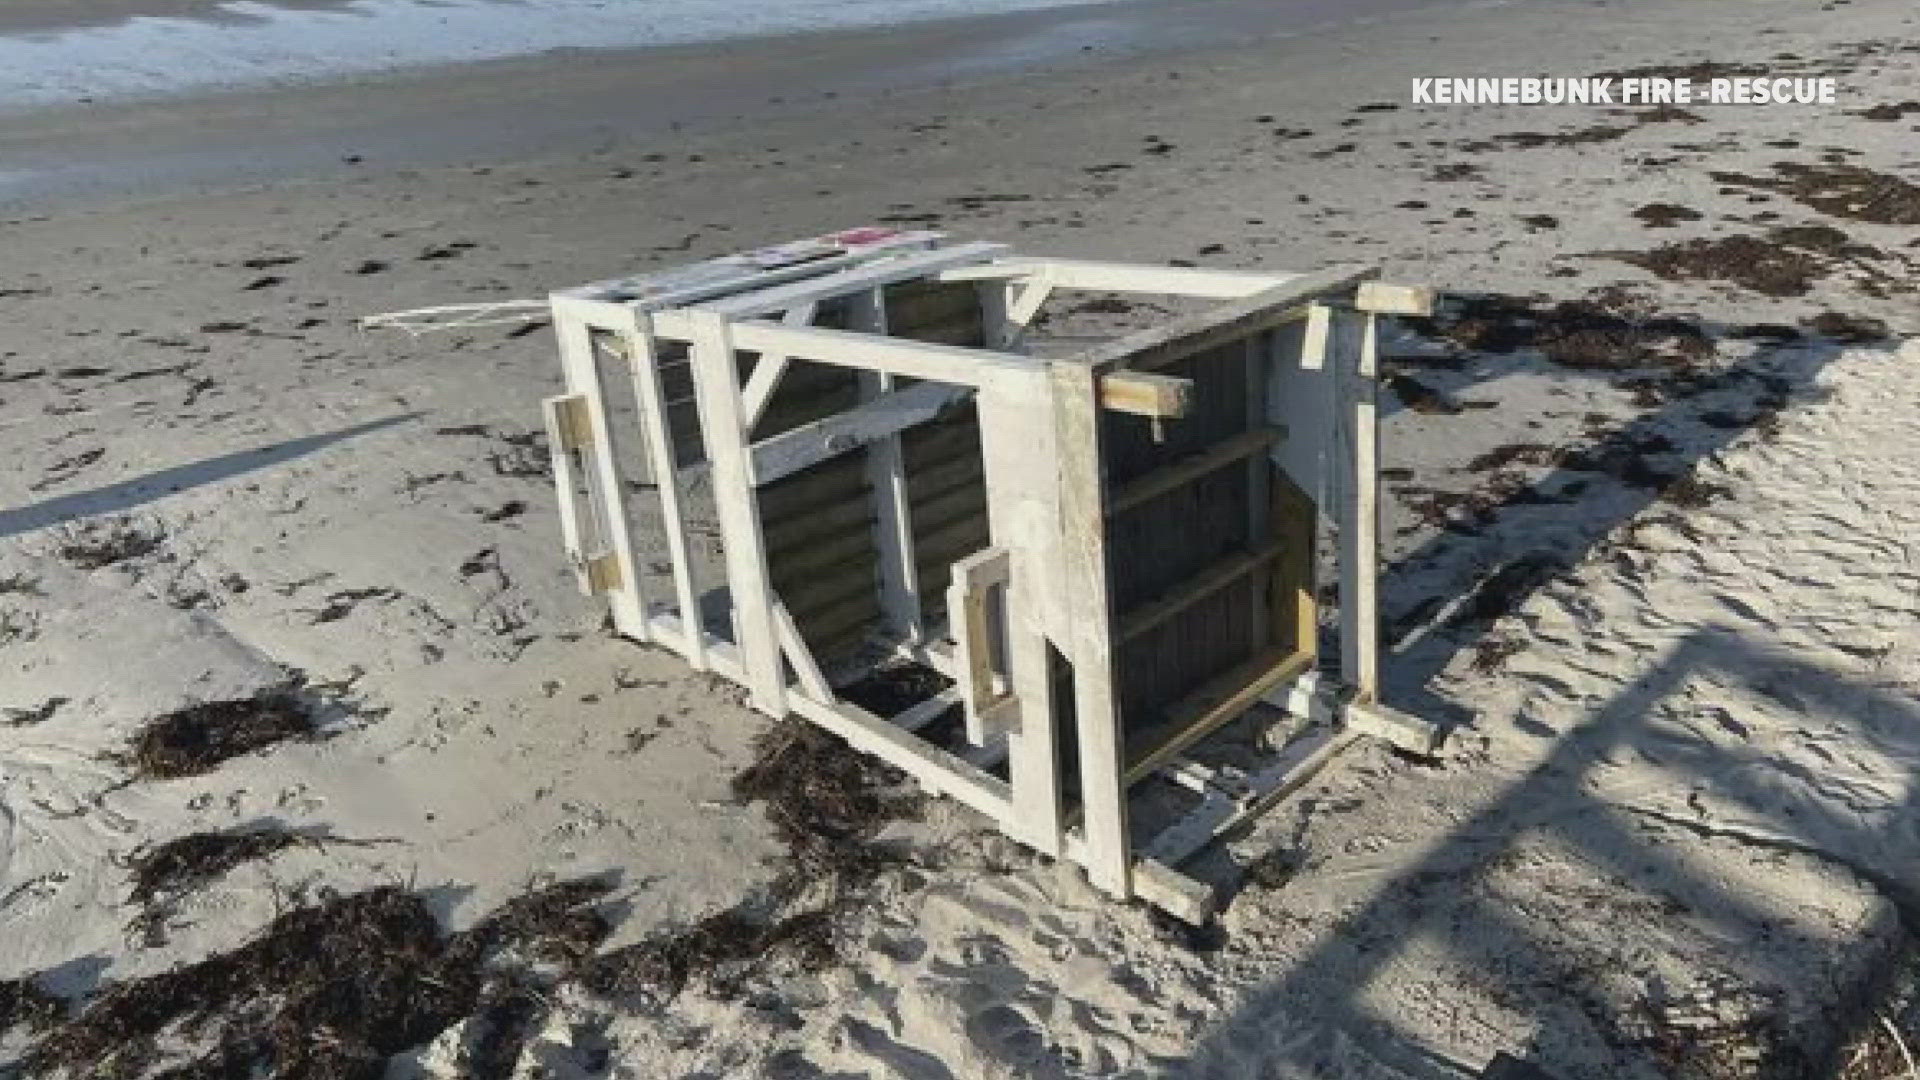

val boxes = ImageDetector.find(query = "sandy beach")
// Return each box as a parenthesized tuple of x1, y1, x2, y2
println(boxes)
(3, 0, 1919, 1075)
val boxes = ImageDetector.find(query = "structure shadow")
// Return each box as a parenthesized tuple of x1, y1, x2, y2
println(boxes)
(1374, 317, 1891, 726)
(0, 413, 420, 541)
(1172, 625, 1920, 1077)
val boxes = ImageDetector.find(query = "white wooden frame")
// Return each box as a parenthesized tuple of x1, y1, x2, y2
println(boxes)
(543, 230, 1437, 921)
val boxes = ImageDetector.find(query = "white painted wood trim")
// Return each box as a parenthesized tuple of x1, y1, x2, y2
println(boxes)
(1335, 309, 1380, 700)
(739, 302, 820, 430)
(940, 257, 1298, 299)
(687, 243, 1008, 319)
(785, 692, 1014, 821)
(557, 229, 947, 305)
(686, 310, 786, 714)
(774, 599, 833, 701)
(623, 311, 708, 669)
(749, 380, 973, 487)
(849, 287, 925, 644)
(1050, 361, 1131, 897)
(551, 304, 647, 635)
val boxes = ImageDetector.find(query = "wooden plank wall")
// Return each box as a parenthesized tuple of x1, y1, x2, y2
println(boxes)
(756, 280, 991, 662)
(1102, 329, 1308, 765)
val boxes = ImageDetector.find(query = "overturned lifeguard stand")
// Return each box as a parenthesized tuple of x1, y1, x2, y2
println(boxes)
(543, 229, 1439, 920)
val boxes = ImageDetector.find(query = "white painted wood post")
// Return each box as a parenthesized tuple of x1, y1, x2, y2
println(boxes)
(621, 309, 706, 669)
(551, 301, 647, 638)
(849, 287, 925, 644)
(1334, 308, 1381, 701)
(976, 378, 1064, 857)
(1050, 361, 1131, 896)
(685, 310, 787, 716)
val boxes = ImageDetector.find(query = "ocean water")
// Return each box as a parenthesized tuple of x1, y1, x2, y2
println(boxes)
(0, 0, 1120, 108)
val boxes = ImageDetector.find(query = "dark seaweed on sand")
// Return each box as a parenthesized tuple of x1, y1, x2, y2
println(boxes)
(1711, 162, 1920, 226)
(21, 879, 615, 1080)
(1406, 293, 1713, 369)
(121, 690, 317, 781)
(1613, 235, 1828, 298)
(52, 515, 166, 570)
(581, 718, 923, 1004)
(124, 828, 311, 905)
(0, 978, 65, 1038)
(730, 715, 924, 885)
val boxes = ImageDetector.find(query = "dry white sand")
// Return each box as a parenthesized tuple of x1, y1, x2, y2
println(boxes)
(3, 0, 1919, 1075)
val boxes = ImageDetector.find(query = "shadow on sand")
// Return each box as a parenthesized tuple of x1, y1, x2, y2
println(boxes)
(0, 412, 419, 541)
(1170, 312, 1911, 1076)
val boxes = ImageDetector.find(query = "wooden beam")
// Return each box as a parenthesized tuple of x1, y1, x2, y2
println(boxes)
(549, 303, 647, 636)
(540, 393, 593, 595)
(1335, 310, 1380, 699)
(687, 243, 1008, 319)
(686, 310, 786, 714)
(974, 376, 1065, 857)
(1100, 371, 1192, 419)
(1117, 542, 1284, 645)
(774, 600, 833, 701)
(619, 310, 707, 669)
(557, 229, 947, 305)
(1142, 725, 1357, 868)
(1354, 281, 1436, 317)
(739, 302, 819, 429)
(1123, 647, 1316, 786)
(670, 320, 1040, 387)
(1050, 361, 1131, 896)
(749, 380, 973, 486)
(1078, 264, 1378, 374)
(892, 686, 964, 733)
(784, 692, 1014, 821)
(1106, 428, 1279, 517)
(940, 257, 1298, 300)
(849, 287, 926, 644)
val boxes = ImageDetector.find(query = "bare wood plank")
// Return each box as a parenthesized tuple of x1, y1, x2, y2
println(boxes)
(1117, 541, 1284, 645)
(1122, 647, 1316, 786)
(1100, 371, 1193, 419)
(1354, 281, 1436, 316)
(1272, 470, 1319, 658)
(540, 393, 592, 594)
(1106, 429, 1279, 517)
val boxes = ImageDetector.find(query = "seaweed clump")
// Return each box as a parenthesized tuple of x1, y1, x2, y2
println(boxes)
(581, 718, 924, 1004)
(23, 879, 615, 1080)
(1406, 292, 1713, 369)
(122, 690, 317, 780)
